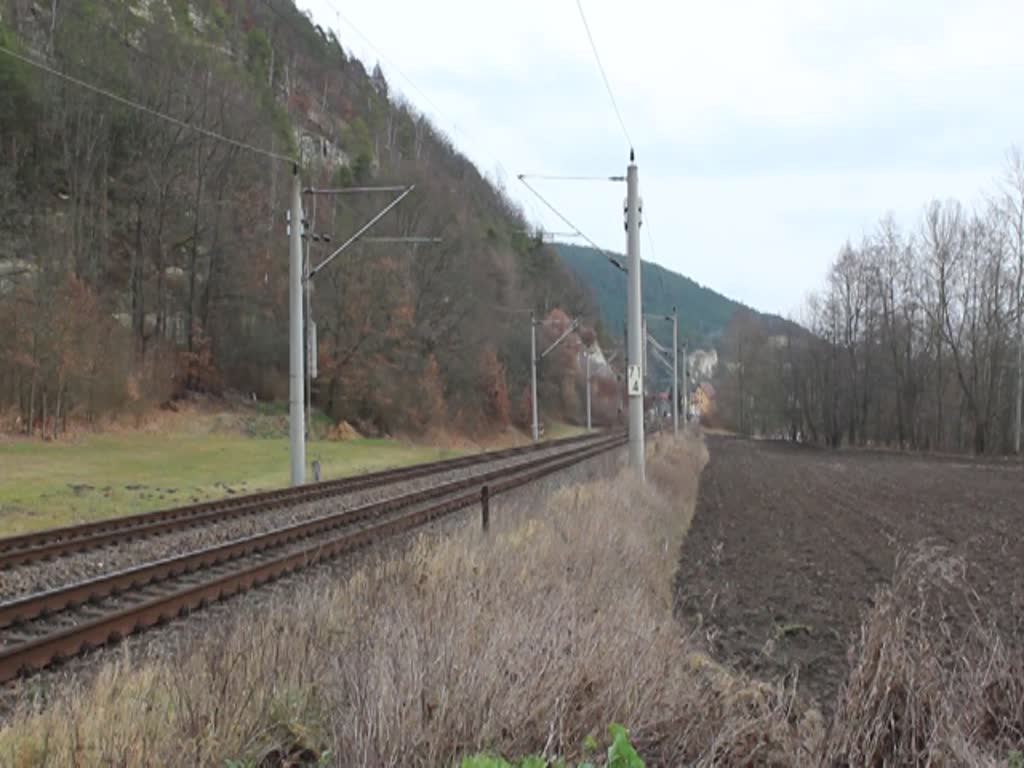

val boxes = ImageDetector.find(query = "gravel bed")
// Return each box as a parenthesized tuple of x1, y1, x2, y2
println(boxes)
(1, 486, 508, 651)
(0, 446, 625, 719)
(0, 441, 605, 601)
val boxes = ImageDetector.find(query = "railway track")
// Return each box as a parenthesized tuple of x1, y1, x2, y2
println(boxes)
(0, 431, 603, 570)
(0, 431, 626, 683)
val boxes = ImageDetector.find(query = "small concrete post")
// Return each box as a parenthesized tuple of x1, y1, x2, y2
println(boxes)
(480, 485, 490, 532)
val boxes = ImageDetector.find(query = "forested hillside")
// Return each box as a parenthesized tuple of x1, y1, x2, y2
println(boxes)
(557, 242, 791, 349)
(0, 0, 595, 437)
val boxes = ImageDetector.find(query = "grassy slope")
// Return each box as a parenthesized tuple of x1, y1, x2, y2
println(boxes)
(540, 421, 588, 440)
(0, 433, 455, 536)
(0, 399, 592, 536)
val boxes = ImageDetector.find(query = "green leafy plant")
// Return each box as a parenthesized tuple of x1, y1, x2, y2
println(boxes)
(459, 724, 642, 768)
(605, 724, 643, 768)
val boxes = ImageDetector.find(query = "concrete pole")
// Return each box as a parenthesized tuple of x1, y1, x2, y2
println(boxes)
(622, 321, 628, 425)
(304, 194, 315, 450)
(585, 352, 592, 430)
(641, 316, 647, 394)
(531, 314, 539, 442)
(672, 307, 679, 436)
(288, 168, 306, 485)
(626, 155, 645, 478)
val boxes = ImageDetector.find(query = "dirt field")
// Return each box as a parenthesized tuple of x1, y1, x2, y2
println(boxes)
(676, 434, 1024, 710)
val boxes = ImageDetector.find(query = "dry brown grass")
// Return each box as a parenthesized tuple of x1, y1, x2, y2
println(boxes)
(823, 546, 1024, 766)
(0, 435, 804, 766)
(2, 436, 1021, 766)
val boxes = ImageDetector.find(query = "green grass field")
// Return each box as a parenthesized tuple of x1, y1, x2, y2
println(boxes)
(542, 422, 587, 441)
(0, 432, 458, 536)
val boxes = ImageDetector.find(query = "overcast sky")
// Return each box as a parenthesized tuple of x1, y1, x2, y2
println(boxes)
(296, 0, 1024, 316)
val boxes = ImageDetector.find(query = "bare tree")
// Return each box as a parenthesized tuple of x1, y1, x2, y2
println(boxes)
(774, 182, 1024, 456)
(1000, 147, 1024, 453)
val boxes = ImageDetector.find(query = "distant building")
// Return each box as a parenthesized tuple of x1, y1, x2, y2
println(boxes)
(693, 381, 716, 418)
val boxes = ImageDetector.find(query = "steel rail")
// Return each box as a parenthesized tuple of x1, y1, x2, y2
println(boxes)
(0, 435, 626, 683)
(0, 435, 621, 629)
(0, 431, 611, 569)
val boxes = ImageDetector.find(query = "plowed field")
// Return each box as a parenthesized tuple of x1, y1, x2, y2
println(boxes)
(676, 435, 1024, 708)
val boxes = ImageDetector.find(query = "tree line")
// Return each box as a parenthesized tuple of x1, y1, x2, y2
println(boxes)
(716, 149, 1024, 455)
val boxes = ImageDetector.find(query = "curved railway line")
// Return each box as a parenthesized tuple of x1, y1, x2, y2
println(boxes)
(0, 431, 626, 683)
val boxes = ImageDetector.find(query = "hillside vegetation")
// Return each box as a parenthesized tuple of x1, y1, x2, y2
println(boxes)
(0, 0, 593, 438)
(0, 399, 459, 533)
(556, 243, 791, 349)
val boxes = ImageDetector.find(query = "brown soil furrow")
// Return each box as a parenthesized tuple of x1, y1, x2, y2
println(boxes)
(675, 435, 1024, 712)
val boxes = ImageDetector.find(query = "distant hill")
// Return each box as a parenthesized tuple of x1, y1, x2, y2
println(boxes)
(556, 243, 793, 349)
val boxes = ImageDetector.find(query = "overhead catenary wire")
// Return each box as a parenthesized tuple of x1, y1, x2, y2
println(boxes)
(315, 0, 657, 289)
(573, 0, 671, 280)
(320, 1, 510, 177)
(309, 186, 416, 279)
(0, 43, 293, 163)
(519, 174, 626, 182)
(315, 0, 551, 227)
(516, 175, 603, 248)
(645, 218, 661, 269)
(258, 0, 547, 230)
(259, 0, 543, 232)
(256, 0, 375, 99)
(518, 173, 625, 241)
(517, 176, 626, 271)
(321, 1, 447, 127)
(649, 345, 675, 376)
(305, 186, 409, 195)
(574, 0, 633, 152)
